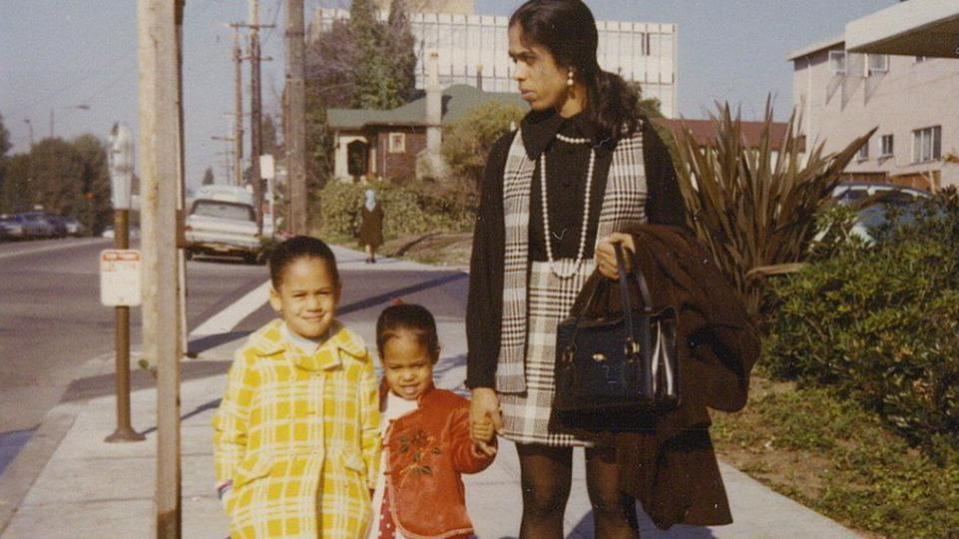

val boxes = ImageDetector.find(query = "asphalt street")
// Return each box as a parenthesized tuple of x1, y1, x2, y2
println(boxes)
(0, 238, 267, 473)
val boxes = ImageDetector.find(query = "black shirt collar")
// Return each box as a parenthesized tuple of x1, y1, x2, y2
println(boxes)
(520, 109, 608, 159)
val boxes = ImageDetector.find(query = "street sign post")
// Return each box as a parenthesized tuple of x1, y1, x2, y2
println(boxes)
(99, 249, 143, 306)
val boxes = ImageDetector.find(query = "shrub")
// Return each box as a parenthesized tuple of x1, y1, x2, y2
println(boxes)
(313, 179, 477, 242)
(442, 101, 525, 185)
(764, 191, 959, 455)
(663, 99, 873, 321)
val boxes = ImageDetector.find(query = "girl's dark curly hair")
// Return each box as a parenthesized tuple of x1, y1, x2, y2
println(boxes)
(510, 0, 639, 144)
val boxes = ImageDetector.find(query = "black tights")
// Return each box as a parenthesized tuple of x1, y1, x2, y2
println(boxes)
(517, 444, 640, 539)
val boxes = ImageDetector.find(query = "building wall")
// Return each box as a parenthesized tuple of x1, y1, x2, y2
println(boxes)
(375, 128, 427, 182)
(312, 8, 678, 117)
(793, 47, 959, 189)
(374, 0, 474, 15)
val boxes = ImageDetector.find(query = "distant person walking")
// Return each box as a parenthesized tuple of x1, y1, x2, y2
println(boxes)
(359, 188, 384, 263)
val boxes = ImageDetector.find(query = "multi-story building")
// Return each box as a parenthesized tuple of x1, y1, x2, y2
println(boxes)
(311, 4, 678, 117)
(789, 33, 959, 190)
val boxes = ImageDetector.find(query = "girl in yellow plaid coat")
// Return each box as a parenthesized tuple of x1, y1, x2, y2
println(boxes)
(213, 237, 380, 538)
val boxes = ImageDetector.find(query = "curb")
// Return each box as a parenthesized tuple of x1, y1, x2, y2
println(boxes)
(0, 349, 116, 535)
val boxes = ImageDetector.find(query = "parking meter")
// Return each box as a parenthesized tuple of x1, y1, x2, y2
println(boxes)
(109, 123, 134, 210)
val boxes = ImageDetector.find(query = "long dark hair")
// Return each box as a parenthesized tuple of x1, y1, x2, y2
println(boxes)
(510, 0, 639, 144)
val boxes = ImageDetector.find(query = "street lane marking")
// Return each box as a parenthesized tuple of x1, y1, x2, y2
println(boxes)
(190, 279, 271, 337)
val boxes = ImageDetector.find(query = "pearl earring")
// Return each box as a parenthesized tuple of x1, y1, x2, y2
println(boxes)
(567, 69, 574, 87)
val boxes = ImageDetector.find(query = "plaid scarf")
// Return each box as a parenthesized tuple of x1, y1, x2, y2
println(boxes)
(496, 127, 649, 393)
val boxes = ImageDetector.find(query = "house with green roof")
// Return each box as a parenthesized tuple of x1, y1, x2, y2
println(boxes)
(326, 83, 526, 182)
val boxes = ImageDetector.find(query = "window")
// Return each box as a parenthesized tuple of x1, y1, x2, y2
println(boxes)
(868, 54, 888, 74)
(915, 56, 927, 63)
(912, 126, 942, 163)
(857, 140, 869, 161)
(880, 135, 894, 157)
(388, 133, 406, 154)
(828, 50, 846, 75)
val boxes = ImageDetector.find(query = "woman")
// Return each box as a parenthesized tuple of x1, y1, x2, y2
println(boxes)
(465, 1, 686, 537)
(358, 188, 384, 263)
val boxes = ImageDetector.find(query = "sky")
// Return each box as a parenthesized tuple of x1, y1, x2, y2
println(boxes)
(0, 0, 899, 189)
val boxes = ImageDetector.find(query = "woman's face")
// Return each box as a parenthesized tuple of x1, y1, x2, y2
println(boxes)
(508, 24, 580, 116)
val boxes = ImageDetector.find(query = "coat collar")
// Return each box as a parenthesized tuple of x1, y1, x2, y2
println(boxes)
(248, 319, 367, 371)
(520, 109, 610, 159)
(378, 380, 438, 410)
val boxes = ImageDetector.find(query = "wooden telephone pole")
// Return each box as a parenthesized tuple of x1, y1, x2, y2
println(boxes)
(285, 0, 308, 234)
(233, 28, 245, 187)
(137, 0, 183, 536)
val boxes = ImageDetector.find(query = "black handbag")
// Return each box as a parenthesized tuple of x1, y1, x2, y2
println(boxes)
(552, 243, 680, 432)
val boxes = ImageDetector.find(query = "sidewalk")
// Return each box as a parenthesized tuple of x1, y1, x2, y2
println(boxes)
(0, 246, 863, 538)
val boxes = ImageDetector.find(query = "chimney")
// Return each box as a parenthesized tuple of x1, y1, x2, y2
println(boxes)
(426, 51, 441, 153)
(476, 64, 483, 91)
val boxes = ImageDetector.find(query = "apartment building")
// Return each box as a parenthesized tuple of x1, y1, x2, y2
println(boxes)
(789, 36, 959, 190)
(311, 4, 678, 117)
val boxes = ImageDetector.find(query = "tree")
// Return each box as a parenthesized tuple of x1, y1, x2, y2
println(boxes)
(1, 154, 31, 213)
(0, 112, 10, 159)
(386, 0, 417, 103)
(202, 167, 215, 185)
(71, 134, 111, 234)
(442, 101, 526, 186)
(305, 19, 358, 109)
(28, 138, 84, 214)
(349, 0, 402, 110)
(0, 112, 10, 203)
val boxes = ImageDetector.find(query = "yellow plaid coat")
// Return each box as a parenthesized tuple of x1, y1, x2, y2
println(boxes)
(213, 319, 380, 538)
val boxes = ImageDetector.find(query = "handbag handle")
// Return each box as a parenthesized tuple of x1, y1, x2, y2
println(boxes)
(614, 242, 653, 361)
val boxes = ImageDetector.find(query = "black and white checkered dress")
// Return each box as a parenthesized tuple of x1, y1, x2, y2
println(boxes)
(497, 128, 649, 446)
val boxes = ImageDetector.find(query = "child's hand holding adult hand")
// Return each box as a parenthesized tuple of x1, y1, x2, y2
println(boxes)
(470, 387, 501, 457)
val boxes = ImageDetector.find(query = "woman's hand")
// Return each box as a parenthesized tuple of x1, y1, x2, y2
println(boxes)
(594, 233, 635, 280)
(469, 387, 502, 457)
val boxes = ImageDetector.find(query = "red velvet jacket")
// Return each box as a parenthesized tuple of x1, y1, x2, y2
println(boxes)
(383, 385, 496, 538)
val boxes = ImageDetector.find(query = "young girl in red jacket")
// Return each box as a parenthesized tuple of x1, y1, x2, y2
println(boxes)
(367, 303, 497, 539)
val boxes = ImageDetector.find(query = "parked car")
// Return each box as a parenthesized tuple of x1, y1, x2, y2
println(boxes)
(61, 216, 85, 236)
(9, 213, 55, 239)
(830, 182, 931, 243)
(184, 198, 263, 263)
(831, 182, 929, 207)
(0, 216, 26, 241)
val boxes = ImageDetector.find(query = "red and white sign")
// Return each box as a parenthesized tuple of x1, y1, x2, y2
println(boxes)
(100, 249, 142, 306)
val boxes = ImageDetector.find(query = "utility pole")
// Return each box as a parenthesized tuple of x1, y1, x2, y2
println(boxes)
(250, 0, 264, 234)
(230, 4, 272, 232)
(137, 0, 182, 536)
(286, 0, 308, 234)
(233, 28, 245, 187)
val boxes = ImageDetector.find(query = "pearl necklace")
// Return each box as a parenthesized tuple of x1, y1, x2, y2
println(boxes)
(540, 132, 595, 278)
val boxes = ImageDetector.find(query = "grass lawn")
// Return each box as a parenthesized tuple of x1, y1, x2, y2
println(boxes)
(711, 375, 959, 538)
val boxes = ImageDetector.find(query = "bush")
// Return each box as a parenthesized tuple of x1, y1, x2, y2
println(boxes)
(764, 190, 959, 455)
(313, 179, 477, 242)
(442, 101, 525, 185)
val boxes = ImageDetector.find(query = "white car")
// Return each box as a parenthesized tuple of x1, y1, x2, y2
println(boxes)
(184, 198, 263, 263)
(829, 182, 931, 243)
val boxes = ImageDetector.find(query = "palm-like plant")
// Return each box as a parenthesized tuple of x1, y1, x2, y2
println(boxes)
(662, 99, 875, 321)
